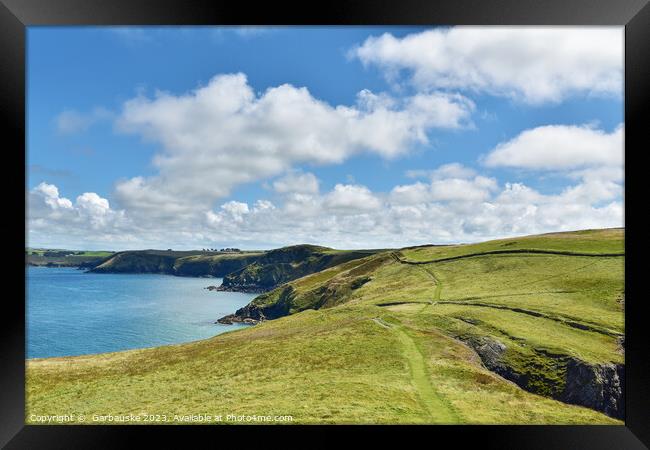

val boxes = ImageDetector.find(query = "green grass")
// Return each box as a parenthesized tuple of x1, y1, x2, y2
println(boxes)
(26, 228, 624, 424)
(27, 248, 114, 257)
(400, 228, 624, 262)
(26, 248, 115, 270)
(26, 306, 618, 424)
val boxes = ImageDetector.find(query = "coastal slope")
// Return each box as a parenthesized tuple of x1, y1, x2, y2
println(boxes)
(26, 228, 624, 424)
(218, 245, 381, 292)
(89, 250, 263, 277)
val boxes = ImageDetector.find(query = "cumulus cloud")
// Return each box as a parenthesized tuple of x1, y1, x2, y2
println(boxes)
(324, 184, 382, 213)
(30, 182, 73, 210)
(351, 27, 623, 104)
(27, 183, 135, 248)
(484, 123, 624, 170)
(28, 157, 623, 251)
(113, 73, 474, 217)
(392, 164, 498, 204)
(272, 171, 320, 194)
(198, 163, 621, 248)
(220, 200, 250, 222)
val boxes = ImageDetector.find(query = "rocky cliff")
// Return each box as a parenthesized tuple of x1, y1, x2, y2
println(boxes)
(461, 335, 624, 419)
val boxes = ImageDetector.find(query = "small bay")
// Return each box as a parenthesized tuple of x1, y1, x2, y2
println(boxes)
(26, 266, 255, 358)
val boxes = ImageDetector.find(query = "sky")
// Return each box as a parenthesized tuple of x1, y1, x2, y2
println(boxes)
(27, 26, 624, 250)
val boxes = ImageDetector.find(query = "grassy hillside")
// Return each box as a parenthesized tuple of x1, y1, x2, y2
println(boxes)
(400, 228, 624, 262)
(89, 245, 375, 285)
(26, 249, 114, 268)
(218, 245, 380, 292)
(26, 229, 624, 424)
(90, 250, 263, 277)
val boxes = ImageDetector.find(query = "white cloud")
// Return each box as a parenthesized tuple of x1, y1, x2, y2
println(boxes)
(430, 162, 477, 180)
(198, 163, 621, 248)
(430, 176, 497, 202)
(273, 172, 320, 194)
(253, 199, 275, 212)
(389, 182, 430, 204)
(484, 123, 623, 170)
(27, 183, 134, 246)
(324, 184, 382, 213)
(392, 165, 498, 204)
(55, 107, 112, 134)
(30, 182, 73, 210)
(113, 73, 474, 217)
(351, 27, 623, 104)
(28, 161, 623, 250)
(220, 200, 250, 223)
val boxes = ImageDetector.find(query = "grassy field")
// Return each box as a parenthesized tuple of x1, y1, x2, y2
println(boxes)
(26, 249, 115, 267)
(400, 228, 624, 262)
(26, 228, 624, 424)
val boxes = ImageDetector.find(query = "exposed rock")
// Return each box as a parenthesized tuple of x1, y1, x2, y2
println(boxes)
(350, 276, 371, 290)
(215, 284, 267, 294)
(459, 334, 624, 419)
(216, 286, 294, 325)
(216, 315, 235, 325)
(215, 314, 260, 326)
(560, 360, 624, 419)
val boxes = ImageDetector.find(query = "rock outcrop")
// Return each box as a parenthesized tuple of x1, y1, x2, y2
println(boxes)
(560, 359, 624, 419)
(460, 335, 624, 419)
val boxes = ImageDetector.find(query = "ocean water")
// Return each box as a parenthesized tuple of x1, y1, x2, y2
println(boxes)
(26, 267, 256, 359)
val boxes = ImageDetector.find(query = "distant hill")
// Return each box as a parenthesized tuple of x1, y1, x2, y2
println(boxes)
(26, 249, 114, 268)
(90, 250, 263, 277)
(88, 245, 381, 289)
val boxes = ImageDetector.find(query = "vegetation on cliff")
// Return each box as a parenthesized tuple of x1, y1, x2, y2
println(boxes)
(26, 248, 114, 268)
(218, 245, 381, 292)
(89, 250, 262, 277)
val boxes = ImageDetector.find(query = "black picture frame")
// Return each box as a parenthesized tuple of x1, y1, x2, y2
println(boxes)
(2, 0, 648, 447)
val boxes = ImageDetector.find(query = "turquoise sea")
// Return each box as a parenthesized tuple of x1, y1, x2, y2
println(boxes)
(26, 266, 256, 359)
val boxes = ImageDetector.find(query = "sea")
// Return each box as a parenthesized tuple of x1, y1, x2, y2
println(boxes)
(26, 266, 256, 359)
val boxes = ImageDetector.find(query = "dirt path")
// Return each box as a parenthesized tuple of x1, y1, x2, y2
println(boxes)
(420, 266, 442, 301)
(372, 317, 459, 423)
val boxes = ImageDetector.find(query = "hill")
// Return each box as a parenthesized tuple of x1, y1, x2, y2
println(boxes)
(88, 245, 377, 285)
(89, 250, 263, 277)
(218, 245, 381, 292)
(218, 228, 624, 417)
(26, 228, 624, 424)
(26, 249, 114, 268)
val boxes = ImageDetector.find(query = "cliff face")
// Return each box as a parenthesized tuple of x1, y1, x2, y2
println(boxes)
(218, 245, 377, 292)
(461, 335, 624, 419)
(561, 359, 624, 419)
(218, 285, 296, 324)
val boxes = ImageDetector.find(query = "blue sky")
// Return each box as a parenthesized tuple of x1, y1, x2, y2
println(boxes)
(27, 26, 624, 250)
